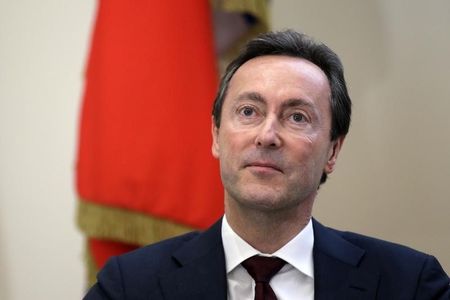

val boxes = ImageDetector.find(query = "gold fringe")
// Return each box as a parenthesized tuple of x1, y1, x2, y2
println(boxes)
(210, 0, 270, 28)
(77, 200, 196, 246)
(211, 0, 271, 70)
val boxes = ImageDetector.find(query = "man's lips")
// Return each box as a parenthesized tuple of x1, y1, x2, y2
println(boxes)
(245, 162, 283, 173)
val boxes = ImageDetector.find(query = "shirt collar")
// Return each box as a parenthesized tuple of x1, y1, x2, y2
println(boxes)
(221, 215, 314, 279)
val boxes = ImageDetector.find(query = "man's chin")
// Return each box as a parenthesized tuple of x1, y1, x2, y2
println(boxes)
(236, 188, 287, 211)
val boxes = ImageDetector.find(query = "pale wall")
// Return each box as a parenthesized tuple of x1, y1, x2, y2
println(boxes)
(0, 1, 448, 299)
(0, 1, 96, 299)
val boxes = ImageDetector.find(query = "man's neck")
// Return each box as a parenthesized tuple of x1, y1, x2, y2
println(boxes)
(224, 197, 314, 254)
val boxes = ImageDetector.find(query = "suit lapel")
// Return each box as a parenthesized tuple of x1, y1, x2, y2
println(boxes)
(157, 217, 381, 299)
(312, 219, 379, 300)
(158, 219, 227, 300)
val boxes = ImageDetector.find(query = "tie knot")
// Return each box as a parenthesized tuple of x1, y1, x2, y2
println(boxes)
(242, 255, 286, 283)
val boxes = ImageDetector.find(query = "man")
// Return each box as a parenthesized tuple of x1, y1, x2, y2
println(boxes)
(84, 30, 449, 299)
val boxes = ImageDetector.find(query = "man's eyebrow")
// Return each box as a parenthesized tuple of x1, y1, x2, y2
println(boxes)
(235, 92, 266, 104)
(235, 93, 316, 111)
(281, 98, 315, 110)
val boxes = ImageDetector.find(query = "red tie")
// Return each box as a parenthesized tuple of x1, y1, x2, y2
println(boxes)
(241, 255, 286, 300)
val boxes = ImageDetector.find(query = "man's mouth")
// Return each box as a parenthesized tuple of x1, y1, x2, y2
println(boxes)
(245, 161, 283, 173)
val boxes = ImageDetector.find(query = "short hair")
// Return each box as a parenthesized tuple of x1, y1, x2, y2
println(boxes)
(211, 30, 352, 184)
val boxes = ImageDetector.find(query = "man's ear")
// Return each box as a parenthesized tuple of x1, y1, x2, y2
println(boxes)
(324, 135, 345, 174)
(211, 117, 220, 159)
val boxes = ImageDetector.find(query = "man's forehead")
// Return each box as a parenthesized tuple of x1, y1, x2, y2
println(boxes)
(234, 55, 324, 76)
(226, 55, 331, 104)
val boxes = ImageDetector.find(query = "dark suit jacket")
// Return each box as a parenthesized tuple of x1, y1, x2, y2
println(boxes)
(84, 219, 450, 299)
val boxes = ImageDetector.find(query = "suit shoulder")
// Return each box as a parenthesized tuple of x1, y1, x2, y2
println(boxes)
(86, 231, 201, 300)
(114, 231, 201, 282)
(118, 230, 200, 268)
(327, 226, 429, 260)
(328, 227, 450, 298)
(327, 226, 444, 276)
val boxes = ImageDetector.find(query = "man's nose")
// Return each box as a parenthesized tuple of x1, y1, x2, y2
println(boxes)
(255, 117, 282, 148)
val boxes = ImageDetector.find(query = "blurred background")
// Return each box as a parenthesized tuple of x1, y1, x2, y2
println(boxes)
(0, 0, 449, 299)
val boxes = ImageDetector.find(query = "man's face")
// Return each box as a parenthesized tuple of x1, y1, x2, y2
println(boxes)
(212, 55, 344, 213)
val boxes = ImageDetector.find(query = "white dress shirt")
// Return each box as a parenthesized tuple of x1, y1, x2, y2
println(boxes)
(221, 216, 314, 300)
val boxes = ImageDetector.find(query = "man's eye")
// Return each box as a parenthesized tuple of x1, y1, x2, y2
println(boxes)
(240, 106, 255, 117)
(291, 113, 305, 123)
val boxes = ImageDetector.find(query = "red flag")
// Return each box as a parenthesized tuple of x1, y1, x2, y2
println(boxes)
(77, 0, 222, 229)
